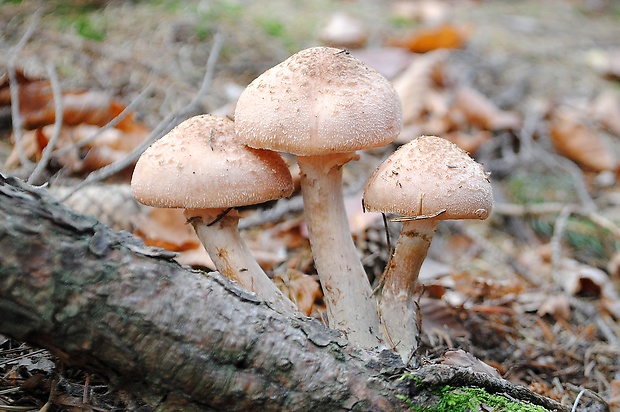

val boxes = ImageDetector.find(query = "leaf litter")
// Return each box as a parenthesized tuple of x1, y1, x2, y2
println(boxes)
(1, 0, 620, 410)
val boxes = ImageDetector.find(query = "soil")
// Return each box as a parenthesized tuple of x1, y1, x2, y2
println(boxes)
(1, 0, 620, 410)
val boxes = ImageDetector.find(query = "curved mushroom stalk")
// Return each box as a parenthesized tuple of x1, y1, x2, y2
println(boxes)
(379, 218, 438, 360)
(363, 136, 494, 362)
(297, 153, 384, 347)
(186, 208, 299, 315)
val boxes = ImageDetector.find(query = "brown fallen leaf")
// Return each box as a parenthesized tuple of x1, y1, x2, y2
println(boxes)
(0, 70, 147, 132)
(548, 105, 618, 172)
(590, 90, 620, 137)
(392, 50, 449, 127)
(274, 269, 322, 316)
(451, 86, 522, 131)
(444, 130, 492, 155)
(6, 123, 148, 174)
(441, 349, 501, 379)
(559, 258, 620, 318)
(537, 294, 571, 320)
(389, 23, 469, 53)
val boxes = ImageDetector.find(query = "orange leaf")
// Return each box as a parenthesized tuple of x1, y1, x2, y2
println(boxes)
(274, 269, 322, 316)
(549, 106, 618, 172)
(390, 23, 469, 53)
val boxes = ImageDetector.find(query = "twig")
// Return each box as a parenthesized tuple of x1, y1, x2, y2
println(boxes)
(493, 202, 620, 238)
(238, 195, 304, 230)
(550, 205, 572, 286)
(446, 220, 542, 286)
(27, 63, 63, 185)
(7, 11, 41, 170)
(60, 32, 224, 200)
(569, 297, 619, 347)
(55, 84, 154, 155)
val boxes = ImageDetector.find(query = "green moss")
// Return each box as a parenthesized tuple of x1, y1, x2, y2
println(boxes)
(398, 375, 550, 412)
(504, 172, 578, 205)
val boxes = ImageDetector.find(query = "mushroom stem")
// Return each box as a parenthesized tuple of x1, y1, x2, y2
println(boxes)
(185, 208, 299, 315)
(297, 154, 385, 347)
(380, 218, 438, 360)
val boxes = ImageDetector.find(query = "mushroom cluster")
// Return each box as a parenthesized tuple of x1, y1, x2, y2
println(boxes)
(130, 47, 493, 359)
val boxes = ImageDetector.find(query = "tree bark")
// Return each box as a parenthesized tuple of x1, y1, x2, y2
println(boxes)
(0, 174, 569, 412)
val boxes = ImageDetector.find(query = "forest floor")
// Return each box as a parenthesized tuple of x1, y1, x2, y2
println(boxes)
(1, 0, 620, 410)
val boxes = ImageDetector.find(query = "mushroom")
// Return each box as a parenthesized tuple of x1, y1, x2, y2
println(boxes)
(235, 46, 402, 347)
(363, 135, 493, 360)
(131, 114, 298, 315)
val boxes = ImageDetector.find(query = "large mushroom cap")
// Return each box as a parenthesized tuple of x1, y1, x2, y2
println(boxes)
(131, 114, 293, 209)
(234, 46, 403, 156)
(363, 136, 493, 220)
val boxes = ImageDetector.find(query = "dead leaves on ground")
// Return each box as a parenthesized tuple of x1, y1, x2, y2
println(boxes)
(0, 70, 149, 175)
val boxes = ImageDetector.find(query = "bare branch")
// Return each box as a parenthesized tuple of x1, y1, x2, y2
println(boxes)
(27, 63, 64, 185)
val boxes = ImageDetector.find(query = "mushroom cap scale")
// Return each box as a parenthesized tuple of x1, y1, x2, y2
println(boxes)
(234, 46, 403, 156)
(131, 115, 293, 209)
(363, 135, 493, 220)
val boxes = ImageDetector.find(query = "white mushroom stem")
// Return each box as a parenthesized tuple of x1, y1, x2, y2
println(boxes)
(184, 208, 299, 315)
(379, 218, 439, 360)
(297, 153, 385, 347)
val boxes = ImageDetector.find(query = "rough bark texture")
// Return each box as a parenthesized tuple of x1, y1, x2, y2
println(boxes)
(0, 174, 569, 412)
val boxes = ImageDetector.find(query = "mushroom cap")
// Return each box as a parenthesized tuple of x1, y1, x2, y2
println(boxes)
(131, 114, 294, 209)
(234, 46, 403, 156)
(363, 136, 493, 220)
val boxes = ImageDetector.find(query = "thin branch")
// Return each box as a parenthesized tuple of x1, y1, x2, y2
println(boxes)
(7, 11, 41, 169)
(27, 63, 64, 185)
(60, 32, 224, 201)
(550, 205, 572, 286)
(54, 84, 154, 155)
(493, 202, 620, 238)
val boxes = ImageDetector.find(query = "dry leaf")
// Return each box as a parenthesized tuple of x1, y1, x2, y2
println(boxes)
(536, 294, 571, 320)
(443, 130, 492, 154)
(441, 349, 501, 378)
(0, 70, 147, 131)
(590, 90, 620, 137)
(549, 106, 618, 172)
(609, 380, 620, 411)
(133, 208, 201, 251)
(390, 23, 469, 53)
(132, 207, 214, 269)
(274, 269, 322, 316)
(559, 258, 620, 318)
(419, 297, 469, 338)
(393, 50, 448, 127)
(451, 87, 522, 131)
(6, 123, 148, 174)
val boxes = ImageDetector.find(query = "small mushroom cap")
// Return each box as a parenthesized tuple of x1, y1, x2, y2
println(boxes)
(234, 46, 403, 156)
(131, 114, 293, 209)
(363, 136, 493, 220)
